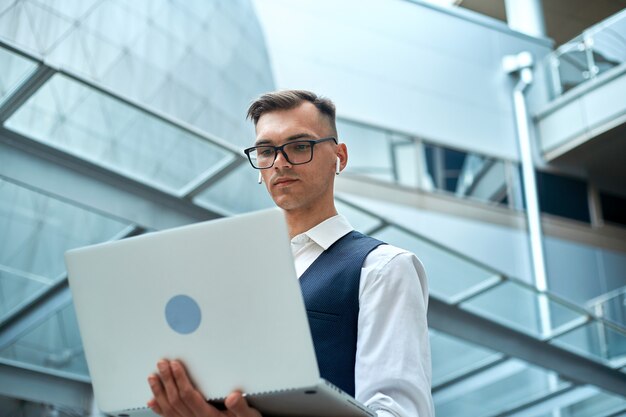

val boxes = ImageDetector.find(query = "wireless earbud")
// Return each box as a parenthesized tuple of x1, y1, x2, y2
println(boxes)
(258, 172, 263, 184)
(336, 157, 341, 175)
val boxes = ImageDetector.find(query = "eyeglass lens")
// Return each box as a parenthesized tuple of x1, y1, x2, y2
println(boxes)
(250, 141, 313, 168)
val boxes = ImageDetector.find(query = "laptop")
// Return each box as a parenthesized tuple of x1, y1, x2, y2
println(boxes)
(65, 208, 375, 417)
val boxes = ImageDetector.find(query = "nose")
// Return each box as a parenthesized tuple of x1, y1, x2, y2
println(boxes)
(273, 149, 292, 168)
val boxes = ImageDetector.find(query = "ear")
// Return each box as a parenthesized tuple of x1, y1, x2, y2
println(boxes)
(336, 142, 348, 173)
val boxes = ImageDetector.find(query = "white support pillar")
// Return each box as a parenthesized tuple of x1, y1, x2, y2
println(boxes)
(504, 0, 546, 38)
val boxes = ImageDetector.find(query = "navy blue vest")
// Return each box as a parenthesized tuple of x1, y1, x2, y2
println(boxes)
(299, 231, 384, 396)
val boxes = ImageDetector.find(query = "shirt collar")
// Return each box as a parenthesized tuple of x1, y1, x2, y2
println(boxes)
(292, 214, 354, 250)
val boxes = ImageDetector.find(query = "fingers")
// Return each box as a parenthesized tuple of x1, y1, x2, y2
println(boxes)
(225, 392, 262, 417)
(149, 359, 222, 417)
(147, 360, 261, 417)
(148, 373, 182, 417)
(159, 360, 196, 416)
(170, 360, 218, 417)
(147, 397, 163, 416)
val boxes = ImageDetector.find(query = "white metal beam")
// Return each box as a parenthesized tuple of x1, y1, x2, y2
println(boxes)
(0, 360, 92, 413)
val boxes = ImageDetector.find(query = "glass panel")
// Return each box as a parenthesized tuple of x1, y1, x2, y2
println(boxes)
(336, 118, 517, 209)
(45, 24, 125, 81)
(550, 10, 626, 96)
(0, 178, 129, 321)
(194, 164, 274, 215)
(0, 302, 89, 378)
(0, 1, 74, 55)
(371, 226, 499, 302)
(0, 269, 47, 321)
(4, 73, 232, 193)
(587, 286, 626, 331)
(461, 280, 585, 339)
(434, 358, 569, 417)
(551, 321, 626, 367)
(337, 119, 395, 182)
(590, 14, 626, 79)
(534, 387, 626, 417)
(555, 44, 591, 94)
(0, 46, 38, 105)
(424, 144, 511, 207)
(392, 134, 421, 188)
(430, 330, 503, 387)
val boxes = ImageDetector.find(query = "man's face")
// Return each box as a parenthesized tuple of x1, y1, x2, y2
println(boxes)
(254, 102, 347, 213)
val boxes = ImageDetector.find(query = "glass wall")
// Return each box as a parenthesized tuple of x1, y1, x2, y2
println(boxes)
(547, 9, 626, 97)
(338, 118, 521, 209)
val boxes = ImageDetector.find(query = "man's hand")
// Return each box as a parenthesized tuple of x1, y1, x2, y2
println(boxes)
(147, 359, 262, 417)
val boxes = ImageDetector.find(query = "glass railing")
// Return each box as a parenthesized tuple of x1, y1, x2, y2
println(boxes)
(0, 177, 133, 379)
(337, 196, 626, 370)
(337, 118, 524, 210)
(338, 196, 626, 415)
(547, 9, 626, 97)
(586, 286, 626, 364)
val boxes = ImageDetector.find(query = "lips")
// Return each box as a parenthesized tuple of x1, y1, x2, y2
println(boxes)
(272, 177, 298, 187)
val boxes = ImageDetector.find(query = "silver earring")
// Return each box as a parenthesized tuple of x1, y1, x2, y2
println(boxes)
(258, 172, 263, 184)
(336, 157, 341, 175)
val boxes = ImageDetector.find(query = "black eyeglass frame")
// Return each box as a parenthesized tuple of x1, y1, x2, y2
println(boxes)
(243, 137, 338, 170)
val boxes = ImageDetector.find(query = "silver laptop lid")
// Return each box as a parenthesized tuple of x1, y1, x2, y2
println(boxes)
(65, 208, 319, 413)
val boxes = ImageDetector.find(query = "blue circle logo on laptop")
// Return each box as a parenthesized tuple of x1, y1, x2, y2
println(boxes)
(165, 295, 202, 334)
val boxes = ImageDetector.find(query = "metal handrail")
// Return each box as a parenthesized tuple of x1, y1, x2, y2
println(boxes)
(587, 286, 626, 309)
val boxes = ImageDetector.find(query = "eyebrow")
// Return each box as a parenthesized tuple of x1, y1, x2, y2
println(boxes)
(254, 133, 313, 146)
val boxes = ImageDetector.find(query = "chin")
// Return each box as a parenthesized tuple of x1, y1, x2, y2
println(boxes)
(272, 196, 302, 211)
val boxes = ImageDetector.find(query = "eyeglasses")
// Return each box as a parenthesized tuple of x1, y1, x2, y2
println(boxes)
(243, 137, 337, 169)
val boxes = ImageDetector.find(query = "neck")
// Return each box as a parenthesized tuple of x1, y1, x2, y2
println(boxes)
(284, 203, 338, 238)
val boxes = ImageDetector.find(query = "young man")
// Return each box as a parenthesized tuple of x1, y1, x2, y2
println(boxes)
(147, 91, 434, 417)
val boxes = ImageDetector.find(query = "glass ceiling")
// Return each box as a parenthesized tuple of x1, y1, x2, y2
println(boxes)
(0, 302, 88, 381)
(1, 3, 625, 414)
(0, 0, 274, 147)
(0, 45, 37, 104)
(194, 164, 274, 215)
(5, 73, 234, 194)
(0, 178, 129, 322)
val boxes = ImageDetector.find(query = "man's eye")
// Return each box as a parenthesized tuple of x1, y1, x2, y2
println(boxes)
(258, 148, 274, 157)
(293, 144, 310, 152)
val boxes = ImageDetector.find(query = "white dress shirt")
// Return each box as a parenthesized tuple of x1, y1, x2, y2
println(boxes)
(291, 215, 434, 417)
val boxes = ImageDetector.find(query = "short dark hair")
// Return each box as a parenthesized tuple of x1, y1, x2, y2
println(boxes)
(247, 90, 337, 136)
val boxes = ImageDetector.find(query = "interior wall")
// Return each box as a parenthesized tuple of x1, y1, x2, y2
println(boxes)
(252, 0, 553, 161)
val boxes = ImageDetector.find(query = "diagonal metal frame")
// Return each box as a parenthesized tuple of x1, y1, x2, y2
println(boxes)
(336, 190, 626, 338)
(0, 226, 143, 351)
(0, 65, 54, 123)
(0, 277, 73, 351)
(0, 39, 248, 211)
(499, 385, 592, 417)
(0, 359, 92, 412)
(339, 192, 626, 404)
(432, 355, 508, 393)
(0, 38, 244, 157)
(0, 128, 225, 229)
(428, 297, 626, 398)
(178, 155, 245, 199)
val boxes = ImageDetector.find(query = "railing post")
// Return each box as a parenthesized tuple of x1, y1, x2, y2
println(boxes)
(582, 33, 599, 80)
